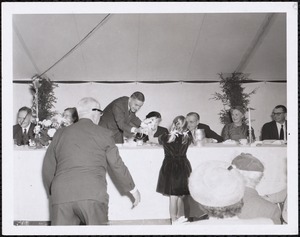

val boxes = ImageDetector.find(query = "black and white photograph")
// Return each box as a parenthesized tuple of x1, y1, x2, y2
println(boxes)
(2, 2, 298, 235)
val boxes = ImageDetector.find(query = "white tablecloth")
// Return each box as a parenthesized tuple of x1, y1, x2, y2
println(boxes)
(14, 143, 287, 221)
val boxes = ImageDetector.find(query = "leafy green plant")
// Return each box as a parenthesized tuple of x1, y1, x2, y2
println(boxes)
(212, 72, 257, 124)
(30, 75, 58, 121)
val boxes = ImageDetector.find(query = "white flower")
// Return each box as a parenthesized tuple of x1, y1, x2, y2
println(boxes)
(43, 119, 52, 127)
(47, 128, 57, 137)
(34, 125, 41, 134)
(51, 114, 64, 129)
(29, 139, 36, 147)
(140, 128, 149, 135)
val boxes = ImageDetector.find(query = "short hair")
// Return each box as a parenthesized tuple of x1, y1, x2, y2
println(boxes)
(130, 91, 145, 102)
(18, 106, 32, 115)
(230, 106, 245, 115)
(146, 111, 161, 119)
(186, 112, 200, 121)
(274, 105, 287, 113)
(201, 199, 244, 219)
(238, 170, 264, 188)
(64, 107, 79, 123)
(77, 97, 100, 117)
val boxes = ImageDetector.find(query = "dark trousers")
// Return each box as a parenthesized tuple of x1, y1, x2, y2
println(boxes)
(51, 200, 108, 225)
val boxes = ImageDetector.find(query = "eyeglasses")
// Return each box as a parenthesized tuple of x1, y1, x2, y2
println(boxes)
(92, 108, 103, 115)
(272, 112, 285, 116)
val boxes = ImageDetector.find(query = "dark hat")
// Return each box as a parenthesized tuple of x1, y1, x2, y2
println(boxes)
(146, 111, 161, 119)
(232, 153, 264, 172)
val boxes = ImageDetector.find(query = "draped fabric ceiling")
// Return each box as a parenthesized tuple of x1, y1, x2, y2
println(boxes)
(13, 13, 286, 83)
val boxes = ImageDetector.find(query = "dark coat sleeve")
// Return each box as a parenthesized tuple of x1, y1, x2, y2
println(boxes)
(104, 133, 135, 193)
(261, 122, 277, 140)
(198, 123, 224, 142)
(112, 102, 141, 135)
(42, 128, 63, 197)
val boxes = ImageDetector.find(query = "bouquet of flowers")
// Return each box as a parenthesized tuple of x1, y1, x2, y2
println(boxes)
(29, 113, 67, 147)
(134, 117, 157, 144)
(139, 117, 157, 135)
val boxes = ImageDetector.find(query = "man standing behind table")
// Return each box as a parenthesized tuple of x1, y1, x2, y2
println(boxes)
(13, 106, 35, 145)
(99, 91, 145, 144)
(42, 97, 141, 225)
(261, 105, 287, 141)
(186, 112, 223, 143)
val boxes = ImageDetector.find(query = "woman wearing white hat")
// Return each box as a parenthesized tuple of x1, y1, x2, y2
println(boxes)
(175, 160, 274, 225)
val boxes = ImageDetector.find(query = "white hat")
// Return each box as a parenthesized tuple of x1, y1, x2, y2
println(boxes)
(189, 160, 245, 207)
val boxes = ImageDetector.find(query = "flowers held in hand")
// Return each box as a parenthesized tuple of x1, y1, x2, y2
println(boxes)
(140, 117, 157, 135)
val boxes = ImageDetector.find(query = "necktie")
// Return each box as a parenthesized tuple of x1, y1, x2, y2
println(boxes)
(23, 128, 28, 145)
(279, 125, 284, 140)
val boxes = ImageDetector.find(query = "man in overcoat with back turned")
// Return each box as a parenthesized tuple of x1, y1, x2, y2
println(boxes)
(42, 97, 140, 225)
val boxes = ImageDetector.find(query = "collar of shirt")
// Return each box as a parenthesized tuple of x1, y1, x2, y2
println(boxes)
(22, 124, 31, 133)
(276, 121, 286, 130)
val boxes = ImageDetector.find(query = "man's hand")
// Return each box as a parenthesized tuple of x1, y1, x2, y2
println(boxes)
(134, 127, 141, 134)
(131, 189, 141, 208)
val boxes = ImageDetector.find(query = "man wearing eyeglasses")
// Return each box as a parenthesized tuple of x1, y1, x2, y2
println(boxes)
(98, 91, 145, 143)
(261, 105, 287, 141)
(42, 97, 141, 225)
(13, 106, 35, 145)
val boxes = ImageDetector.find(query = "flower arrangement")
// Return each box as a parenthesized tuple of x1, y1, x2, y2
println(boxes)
(211, 72, 258, 124)
(29, 113, 68, 147)
(29, 75, 59, 148)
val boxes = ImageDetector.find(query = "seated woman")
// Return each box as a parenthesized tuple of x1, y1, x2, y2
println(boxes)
(62, 107, 79, 126)
(183, 160, 274, 225)
(221, 106, 255, 142)
(135, 111, 168, 144)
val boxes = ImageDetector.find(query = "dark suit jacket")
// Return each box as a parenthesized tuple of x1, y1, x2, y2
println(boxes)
(99, 96, 142, 143)
(261, 120, 287, 140)
(197, 123, 223, 143)
(42, 118, 135, 205)
(13, 123, 35, 145)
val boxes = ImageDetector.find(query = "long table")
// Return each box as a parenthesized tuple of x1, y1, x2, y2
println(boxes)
(14, 143, 287, 222)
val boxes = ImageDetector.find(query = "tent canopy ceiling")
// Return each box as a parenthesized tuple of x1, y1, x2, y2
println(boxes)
(13, 13, 286, 82)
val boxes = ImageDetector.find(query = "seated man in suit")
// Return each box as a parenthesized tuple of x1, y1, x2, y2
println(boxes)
(186, 112, 223, 143)
(99, 91, 145, 144)
(261, 105, 287, 141)
(13, 106, 35, 145)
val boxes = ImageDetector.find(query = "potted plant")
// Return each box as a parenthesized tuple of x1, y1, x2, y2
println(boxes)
(212, 72, 257, 124)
